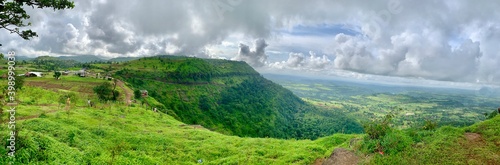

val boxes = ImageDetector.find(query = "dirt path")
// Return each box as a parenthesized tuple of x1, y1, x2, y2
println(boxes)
(321, 148, 359, 165)
(116, 79, 133, 106)
(461, 133, 500, 164)
(464, 133, 484, 143)
(2, 109, 59, 123)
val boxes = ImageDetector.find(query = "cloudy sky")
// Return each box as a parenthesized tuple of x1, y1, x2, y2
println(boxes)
(1, 0, 500, 86)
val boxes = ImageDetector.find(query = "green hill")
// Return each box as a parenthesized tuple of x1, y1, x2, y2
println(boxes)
(57, 55, 106, 63)
(108, 56, 141, 62)
(113, 56, 363, 139)
(32, 56, 79, 71)
(0, 77, 357, 164)
(0, 67, 498, 164)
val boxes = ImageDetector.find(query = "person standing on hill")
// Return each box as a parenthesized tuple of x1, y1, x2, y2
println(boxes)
(66, 97, 71, 110)
(498, 107, 500, 114)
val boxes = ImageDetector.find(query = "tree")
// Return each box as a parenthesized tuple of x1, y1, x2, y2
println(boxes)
(112, 79, 118, 100)
(0, 0, 75, 41)
(93, 82, 119, 102)
(133, 89, 141, 100)
(53, 71, 61, 80)
(14, 75, 24, 90)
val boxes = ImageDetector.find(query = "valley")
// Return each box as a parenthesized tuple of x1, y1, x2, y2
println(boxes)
(0, 55, 498, 164)
(264, 74, 499, 129)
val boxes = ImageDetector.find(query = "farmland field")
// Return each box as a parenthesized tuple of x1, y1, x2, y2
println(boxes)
(264, 74, 500, 128)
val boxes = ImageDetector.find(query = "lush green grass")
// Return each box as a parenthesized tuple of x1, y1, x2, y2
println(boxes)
(356, 115, 500, 165)
(1, 57, 499, 164)
(0, 86, 358, 164)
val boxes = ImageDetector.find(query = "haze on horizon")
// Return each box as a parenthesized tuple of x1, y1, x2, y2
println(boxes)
(1, 0, 499, 86)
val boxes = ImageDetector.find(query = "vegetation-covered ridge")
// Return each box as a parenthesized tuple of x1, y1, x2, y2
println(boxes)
(0, 77, 357, 164)
(113, 55, 363, 139)
(0, 61, 498, 164)
(356, 113, 500, 164)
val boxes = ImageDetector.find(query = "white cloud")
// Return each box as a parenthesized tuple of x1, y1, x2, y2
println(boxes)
(1, 0, 500, 85)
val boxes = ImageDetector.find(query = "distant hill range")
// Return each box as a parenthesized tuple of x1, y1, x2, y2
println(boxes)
(5, 55, 141, 63)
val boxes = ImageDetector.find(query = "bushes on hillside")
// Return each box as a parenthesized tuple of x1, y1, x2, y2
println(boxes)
(58, 92, 78, 107)
(486, 109, 498, 119)
(422, 119, 438, 130)
(93, 82, 120, 101)
(363, 114, 394, 140)
(360, 113, 446, 156)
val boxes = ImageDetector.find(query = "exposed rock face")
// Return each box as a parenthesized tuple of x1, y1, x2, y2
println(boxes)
(322, 148, 359, 165)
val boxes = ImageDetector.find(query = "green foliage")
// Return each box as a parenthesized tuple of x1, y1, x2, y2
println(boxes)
(422, 119, 438, 130)
(268, 75, 499, 128)
(0, 98, 357, 164)
(133, 89, 141, 100)
(0, 0, 75, 40)
(115, 56, 362, 139)
(486, 109, 498, 119)
(53, 71, 61, 79)
(379, 131, 413, 155)
(14, 75, 24, 90)
(0, 70, 498, 164)
(33, 56, 79, 70)
(360, 115, 500, 164)
(360, 113, 416, 155)
(363, 114, 393, 140)
(93, 82, 119, 101)
(58, 92, 77, 105)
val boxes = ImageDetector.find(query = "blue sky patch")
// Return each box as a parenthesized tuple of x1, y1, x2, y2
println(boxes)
(280, 24, 360, 36)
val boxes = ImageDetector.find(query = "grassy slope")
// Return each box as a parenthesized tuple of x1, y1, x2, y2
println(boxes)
(0, 78, 357, 164)
(360, 115, 500, 164)
(1, 60, 498, 164)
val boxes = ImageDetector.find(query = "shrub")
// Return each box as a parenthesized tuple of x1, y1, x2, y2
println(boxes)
(58, 92, 78, 106)
(422, 119, 438, 130)
(93, 82, 120, 101)
(39, 112, 47, 118)
(133, 89, 141, 100)
(14, 76, 25, 90)
(486, 110, 498, 119)
(363, 114, 393, 140)
(360, 138, 381, 153)
(380, 131, 413, 155)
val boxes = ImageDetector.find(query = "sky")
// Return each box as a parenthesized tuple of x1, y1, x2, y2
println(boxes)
(1, 0, 500, 86)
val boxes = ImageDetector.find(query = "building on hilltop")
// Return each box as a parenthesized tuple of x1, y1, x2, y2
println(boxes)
(25, 72, 44, 77)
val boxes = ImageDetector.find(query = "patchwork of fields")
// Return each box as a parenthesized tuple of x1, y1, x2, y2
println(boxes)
(264, 74, 500, 128)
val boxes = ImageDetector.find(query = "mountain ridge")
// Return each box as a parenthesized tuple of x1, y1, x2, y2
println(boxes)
(112, 55, 363, 139)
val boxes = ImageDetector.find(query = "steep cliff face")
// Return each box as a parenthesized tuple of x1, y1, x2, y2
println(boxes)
(115, 55, 363, 139)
